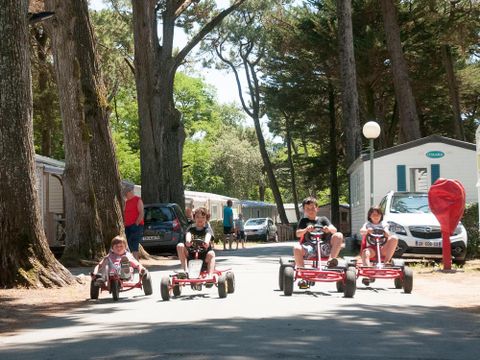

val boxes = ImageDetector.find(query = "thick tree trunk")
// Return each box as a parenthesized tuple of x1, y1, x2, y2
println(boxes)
(46, 0, 124, 262)
(380, 0, 421, 142)
(0, 0, 74, 288)
(441, 44, 465, 141)
(132, 0, 186, 208)
(337, 0, 361, 166)
(328, 83, 340, 228)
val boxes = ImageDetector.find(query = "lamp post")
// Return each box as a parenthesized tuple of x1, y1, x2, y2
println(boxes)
(362, 121, 381, 207)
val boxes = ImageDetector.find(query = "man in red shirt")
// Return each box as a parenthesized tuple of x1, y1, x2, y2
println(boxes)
(122, 180, 144, 260)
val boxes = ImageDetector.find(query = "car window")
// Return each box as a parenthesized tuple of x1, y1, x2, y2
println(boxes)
(379, 196, 387, 214)
(245, 218, 266, 226)
(390, 194, 431, 214)
(144, 207, 173, 223)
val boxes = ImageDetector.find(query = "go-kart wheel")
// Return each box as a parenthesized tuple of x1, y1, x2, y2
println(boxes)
(394, 277, 403, 289)
(142, 272, 153, 296)
(343, 268, 356, 298)
(160, 276, 171, 301)
(111, 279, 120, 301)
(283, 266, 294, 296)
(226, 271, 235, 294)
(336, 280, 344, 293)
(218, 274, 227, 298)
(90, 280, 100, 300)
(173, 283, 182, 297)
(403, 266, 413, 294)
(279, 257, 292, 291)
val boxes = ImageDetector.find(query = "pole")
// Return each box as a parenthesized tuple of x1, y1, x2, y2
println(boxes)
(369, 138, 374, 207)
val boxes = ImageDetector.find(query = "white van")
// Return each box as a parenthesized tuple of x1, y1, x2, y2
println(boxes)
(379, 191, 467, 263)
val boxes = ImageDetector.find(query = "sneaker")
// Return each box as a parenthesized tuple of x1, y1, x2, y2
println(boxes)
(362, 278, 370, 286)
(327, 258, 338, 268)
(298, 280, 310, 289)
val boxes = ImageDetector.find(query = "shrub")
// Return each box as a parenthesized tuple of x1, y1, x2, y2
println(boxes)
(462, 203, 479, 259)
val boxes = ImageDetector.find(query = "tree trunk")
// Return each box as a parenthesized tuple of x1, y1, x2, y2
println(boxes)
(328, 83, 340, 228)
(441, 44, 465, 141)
(336, 0, 361, 166)
(0, 0, 74, 288)
(46, 0, 124, 262)
(286, 118, 301, 222)
(380, 0, 421, 142)
(132, 1, 245, 208)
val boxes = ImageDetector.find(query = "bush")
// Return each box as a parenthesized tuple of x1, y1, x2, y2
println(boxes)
(210, 219, 226, 245)
(462, 203, 479, 259)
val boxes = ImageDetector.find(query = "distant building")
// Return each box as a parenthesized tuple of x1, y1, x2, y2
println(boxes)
(348, 135, 476, 238)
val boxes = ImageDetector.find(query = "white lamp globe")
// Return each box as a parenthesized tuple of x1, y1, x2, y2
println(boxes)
(362, 121, 381, 139)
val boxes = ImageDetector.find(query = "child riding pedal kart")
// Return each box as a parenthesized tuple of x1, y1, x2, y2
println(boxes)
(354, 206, 413, 293)
(90, 236, 153, 301)
(279, 225, 356, 298)
(160, 207, 235, 300)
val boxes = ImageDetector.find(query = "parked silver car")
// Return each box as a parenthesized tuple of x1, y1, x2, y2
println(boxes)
(244, 217, 278, 242)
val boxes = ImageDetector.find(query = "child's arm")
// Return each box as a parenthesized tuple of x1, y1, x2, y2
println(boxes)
(128, 253, 145, 273)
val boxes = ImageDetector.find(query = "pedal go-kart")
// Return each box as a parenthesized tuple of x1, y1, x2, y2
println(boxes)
(279, 227, 356, 298)
(90, 257, 153, 301)
(352, 230, 413, 293)
(160, 238, 235, 301)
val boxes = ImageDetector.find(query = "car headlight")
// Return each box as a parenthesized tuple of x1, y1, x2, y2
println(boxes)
(452, 224, 464, 236)
(388, 221, 407, 235)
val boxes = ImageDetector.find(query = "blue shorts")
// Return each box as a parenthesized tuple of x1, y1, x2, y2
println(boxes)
(125, 224, 144, 252)
(302, 243, 331, 259)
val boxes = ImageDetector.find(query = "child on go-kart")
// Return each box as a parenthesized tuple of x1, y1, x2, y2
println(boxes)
(360, 206, 398, 267)
(293, 197, 344, 273)
(92, 236, 146, 284)
(176, 207, 216, 278)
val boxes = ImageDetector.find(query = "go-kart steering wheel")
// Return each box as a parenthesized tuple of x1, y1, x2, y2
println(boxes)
(366, 230, 387, 246)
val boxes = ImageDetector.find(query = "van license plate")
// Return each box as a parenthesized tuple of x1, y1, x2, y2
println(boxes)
(415, 241, 441, 247)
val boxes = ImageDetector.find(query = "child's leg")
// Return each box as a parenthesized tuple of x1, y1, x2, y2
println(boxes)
(381, 235, 399, 263)
(176, 243, 188, 272)
(205, 250, 215, 277)
(362, 247, 375, 266)
(329, 232, 344, 259)
(293, 243, 305, 267)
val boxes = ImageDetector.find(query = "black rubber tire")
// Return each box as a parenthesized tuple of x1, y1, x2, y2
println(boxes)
(278, 265, 286, 291)
(344, 269, 356, 298)
(283, 266, 294, 296)
(90, 280, 100, 300)
(160, 276, 171, 301)
(336, 280, 345, 293)
(142, 272, 153, 296)
(172, 283, 182, 297)
(226, 271, 235, 294)
(111, 279, 120, 301)
(394, 277, 403, 289)
(218, 274, 227, 298)
(403, 266, 413, 294)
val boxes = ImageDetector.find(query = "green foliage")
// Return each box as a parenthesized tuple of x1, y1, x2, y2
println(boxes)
(113, 132, 140, 184)
(463, 203, 479, 259)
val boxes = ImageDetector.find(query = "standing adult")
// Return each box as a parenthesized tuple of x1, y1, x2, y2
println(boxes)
(122, 180, 144, 260)
(222, 199, 234, 250)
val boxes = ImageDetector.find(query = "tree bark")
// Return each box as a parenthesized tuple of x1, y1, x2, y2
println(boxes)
(441, 44, 465, 141)
(285, 117, 301, 222)
(336, 0, 361, 166)
(131, 0, 245, 208)
(0, 0, 74, 288)
(46, 0, 124, 262)
(380, 0, 421, 142)
(328, 83, 340, 228)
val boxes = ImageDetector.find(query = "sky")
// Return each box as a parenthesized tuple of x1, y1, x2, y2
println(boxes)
(88, 0, 240, 106)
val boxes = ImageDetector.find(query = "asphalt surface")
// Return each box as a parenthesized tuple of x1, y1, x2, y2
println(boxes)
(1, 242, 479, 359)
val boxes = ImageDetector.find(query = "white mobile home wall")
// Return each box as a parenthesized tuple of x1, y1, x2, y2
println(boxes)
(348, 135, 476, 239)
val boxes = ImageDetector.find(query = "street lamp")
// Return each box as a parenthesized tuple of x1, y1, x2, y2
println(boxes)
(363, 121, 381, 207)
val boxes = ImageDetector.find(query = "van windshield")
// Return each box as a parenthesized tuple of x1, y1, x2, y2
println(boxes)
(390, 194, 431, 214)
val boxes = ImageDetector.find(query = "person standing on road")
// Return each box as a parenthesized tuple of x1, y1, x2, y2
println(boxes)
(122, 180, 144, 260)
(234, 213, 246, 249)
(223, 199, 234, 250)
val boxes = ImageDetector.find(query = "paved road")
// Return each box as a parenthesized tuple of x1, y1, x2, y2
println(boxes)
(1, 242, 479, 359)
